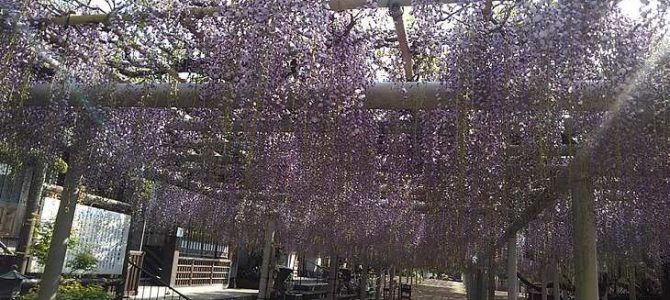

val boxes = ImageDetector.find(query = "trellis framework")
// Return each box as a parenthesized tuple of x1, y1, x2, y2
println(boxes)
(1, 1, 670, 300)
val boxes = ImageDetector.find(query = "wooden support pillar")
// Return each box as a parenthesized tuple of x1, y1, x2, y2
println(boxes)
(487, 259, 495, 300)
(375, 269, 382, 300)
(257, 218, 276, 300)
(389, 267, 396, 300)
(553, 260, 560, 300)
(507, 235, 518, 300)
(360, 264, 369, 300)
(37, 156, 85, 300)
(228, 241, 245, 288)
(327, 253, 339, 300)
(465, 265, 486, 300)
(16, 159, 46, 274)
(628, 264, 636, 300)
(541, 264, 548, 300)
(116, 187, 137, 300)
(661, 260, 670, 300)
(570, 155, 599, 300)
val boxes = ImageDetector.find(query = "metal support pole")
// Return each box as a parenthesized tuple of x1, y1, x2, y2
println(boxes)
(37, 156, 85, 300)
(570, 155, 599, 300)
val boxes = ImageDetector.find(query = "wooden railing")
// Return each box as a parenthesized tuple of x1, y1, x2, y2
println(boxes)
(175, 256, 230, 286)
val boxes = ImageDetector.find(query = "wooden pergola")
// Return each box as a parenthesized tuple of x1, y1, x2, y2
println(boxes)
(11, 1, 663, 300)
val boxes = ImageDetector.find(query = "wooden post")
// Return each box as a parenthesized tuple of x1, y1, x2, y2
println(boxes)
(570, 155, 599, 300)
(629, 264, 636, 300)
(389, 267, 396, 300)
(257, 218, 276, 300)
(37, 156, 85, 300)
(228, 238, 245, 288)
(116, 187, 138, 300)
(661, 260, 670, 300)
(360, 264, 369, 300)
(507, 234, 518, 300)
(488, 259, 495, 300)
(541, 263, 548, 300)
(465, 265, 486, 300)
(375, 269, 382, 300)
(16, 158, 46, 274)
(327, 253, 339, 300)
(380, 269, 386, 300)
(553, 260, 560, 300)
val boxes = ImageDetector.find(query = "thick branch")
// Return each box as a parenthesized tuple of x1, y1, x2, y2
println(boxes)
(389, 5, 414, 81)
(47, 1, 461, 26)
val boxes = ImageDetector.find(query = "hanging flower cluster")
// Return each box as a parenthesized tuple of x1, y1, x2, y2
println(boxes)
(0, 0, 669, 271)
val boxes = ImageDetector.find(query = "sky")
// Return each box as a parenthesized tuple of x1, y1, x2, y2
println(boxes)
(618, 0, 645, 19)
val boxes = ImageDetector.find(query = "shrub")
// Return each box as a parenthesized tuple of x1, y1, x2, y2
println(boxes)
(67, 250, 98, 275)
(21, 281, 112, 300)
(32, 222, 78, 265)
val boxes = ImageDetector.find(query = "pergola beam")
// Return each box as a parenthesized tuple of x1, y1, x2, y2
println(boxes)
(23, 82, 628, 112)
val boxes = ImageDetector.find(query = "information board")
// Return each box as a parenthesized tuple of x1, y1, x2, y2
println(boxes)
(32, 197, 131, 275)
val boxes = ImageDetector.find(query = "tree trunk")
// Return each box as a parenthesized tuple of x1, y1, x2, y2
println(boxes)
(541, 264, 548, 300)
(37, 157, 85, 300)
(16, 159, 46, 274)
(570, 156, 599, 300)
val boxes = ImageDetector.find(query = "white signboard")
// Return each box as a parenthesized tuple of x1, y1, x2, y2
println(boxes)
(31, 197, 131, 275)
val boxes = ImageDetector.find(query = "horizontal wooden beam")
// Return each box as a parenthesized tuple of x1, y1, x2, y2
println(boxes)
(23, 82, 627, 112)
(44, 184, 132, 214)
